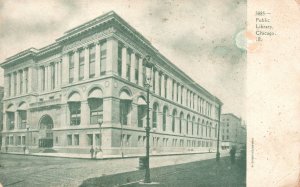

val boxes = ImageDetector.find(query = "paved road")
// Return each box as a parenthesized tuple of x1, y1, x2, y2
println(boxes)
(0, 152, 225, 187)
(81, 156, 246, 187)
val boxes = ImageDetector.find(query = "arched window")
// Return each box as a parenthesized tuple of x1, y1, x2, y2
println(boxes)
(120, 90, 132, 126)
(68, 92, 81, 126)
(172, 109, 177, 132)
(6, 104, 15, 130)
(18, 102, 27, 129)
(180, 112, 184, 134)
(162, 106, 168, 131)
(209, 122, 212, 137)
(88, 88, 103, 124)
(152, 103, 159, 128)
(197, 118, 200, 135)
(201, 120, 204, 136)
(206, 121, 209, 137)
(186, 114, 190, 134)
(192, 116, 195, 135)
(137, 97, 147, 127)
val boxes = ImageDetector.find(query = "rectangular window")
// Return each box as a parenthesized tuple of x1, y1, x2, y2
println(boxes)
(67, 135, 72, 146)
(89, 45, 95, 78)
(18, 110, 27, 129)
(152, 70, 156, 93)
(87, 134, 93, 146)
(138, 105, 146, 127)
(8, 74, 11, 96)
(176, 83, 179, 102)
(22, 136, 25, 145)
(180, 86, 183, 104)
(41, 66, 45, 91)
(88, 98, 103, 124)
(14, 73, 17, 96)
(69, 53, 74, 83)
(159, 74, 162, 96)
(19, 70, 23, 94)
(69, 102, 81, 125)
(120, 100, 131, 125)
(10, 136, 14, 145)
(135, 55, 139, 83)
(126, 50, 131, 80)
(51, 64, 55, 89)
(164, 77, 167, 98)
(25, 68, 28, 93)
(17, 136, 21, 145)
(7, 112, 15, 130)
(117, 43, 123, 76)
(100, 41, 107, 75)
(79, 49, 84, 80)
(74, 134, 79, 146)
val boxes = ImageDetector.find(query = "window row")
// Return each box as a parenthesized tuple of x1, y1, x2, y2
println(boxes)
(69, 40, 106, 83)
(6, 68, 29, 97)
(6, 110, 27, 130)
(39, 61, 61, 92)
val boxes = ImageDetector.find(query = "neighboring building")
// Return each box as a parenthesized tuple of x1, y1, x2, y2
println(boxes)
(0, 86, 3, 148)
(0, 11, 222, 156)
(220, 113, 246, 150)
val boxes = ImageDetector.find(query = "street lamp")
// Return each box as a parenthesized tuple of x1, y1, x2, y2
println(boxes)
(216, 105, 222, 161)
(25, 123, 30, 154)
(98, 118, 103, 156)
(143, 55, 154, 183)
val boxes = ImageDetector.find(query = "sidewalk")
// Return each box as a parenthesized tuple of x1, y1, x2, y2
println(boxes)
(1, 150, 229, 160)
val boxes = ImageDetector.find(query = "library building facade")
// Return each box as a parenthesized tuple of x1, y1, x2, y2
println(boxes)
(1, 11, 222, 156)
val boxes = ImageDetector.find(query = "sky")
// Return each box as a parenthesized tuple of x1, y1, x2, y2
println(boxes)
(0, 0, 247, 119)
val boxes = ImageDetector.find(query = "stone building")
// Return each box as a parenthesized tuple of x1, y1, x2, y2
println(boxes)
(0, 86, 3, 148)
(1, 11, 222, 156)
(220, 113, 246, 150)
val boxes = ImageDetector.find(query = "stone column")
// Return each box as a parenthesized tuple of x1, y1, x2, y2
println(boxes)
(121, 47, 127, 79)
(74, 50, 79, 82)
(81, 101, 89, 126)
(60, 104, 68, 128)
(130, 53, 136, 83)
(14, 111, 18, 129)
(84, 46, 89, 80)
(95, 42, 100, 77)
(138, 58, 143, 86)
(106, 38, 118, 76)
(61, 54, 69, 85)
(155, 71, 159, 95)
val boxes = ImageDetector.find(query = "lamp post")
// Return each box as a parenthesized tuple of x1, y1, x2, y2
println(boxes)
(216, 105, 222, 161)
(25, 123, 30, 154)
(98, 118, 103, 156)
(143, 55, 154, 183)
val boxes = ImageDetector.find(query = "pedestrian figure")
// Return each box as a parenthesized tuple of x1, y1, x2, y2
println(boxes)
(5, 146, 8, 153)
(230, 147, 236, 164)
(90, 147, 94, 159)
(23, 146, 26, 154)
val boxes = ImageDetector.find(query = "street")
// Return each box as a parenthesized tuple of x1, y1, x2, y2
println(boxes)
(0, 152, 226, 187)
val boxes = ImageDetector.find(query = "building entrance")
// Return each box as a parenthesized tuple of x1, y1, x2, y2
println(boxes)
(38, 115, 54, 148)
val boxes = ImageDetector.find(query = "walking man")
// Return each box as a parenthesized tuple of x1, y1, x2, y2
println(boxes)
(90, 147, 94, 159)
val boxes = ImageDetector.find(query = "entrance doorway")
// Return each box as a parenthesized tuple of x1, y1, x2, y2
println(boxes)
(39, 115, 54, 148)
